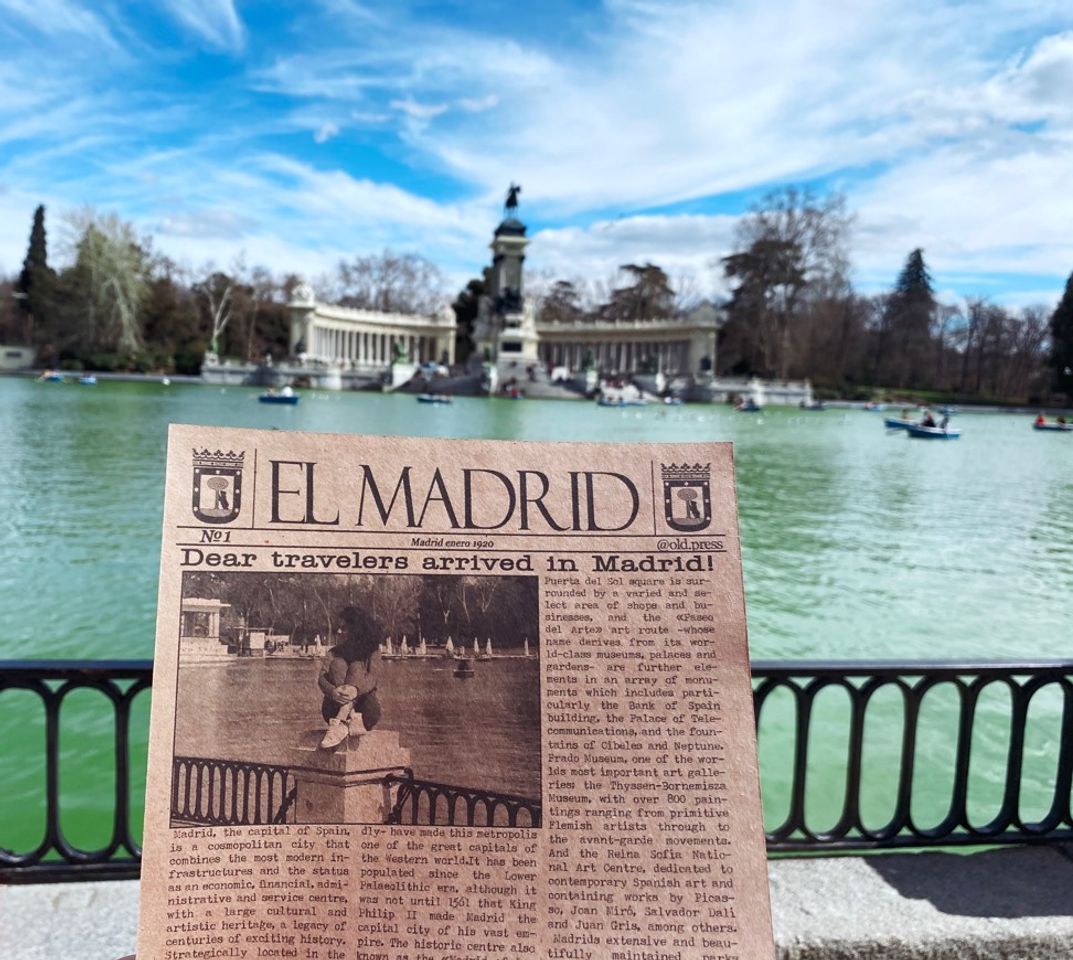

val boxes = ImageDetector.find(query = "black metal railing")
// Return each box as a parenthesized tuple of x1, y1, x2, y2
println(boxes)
(753, 659, 1073, 851)
(386, 770, 542, 827)
(171, 756, 296, 827)
(0, 660, 152, 882)
(2, 658, 1072, 880)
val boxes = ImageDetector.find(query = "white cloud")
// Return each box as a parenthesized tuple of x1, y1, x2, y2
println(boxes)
(314, 122, 340, 144)
(529, 214, 738, 295)
(0, 0, 120, 49)
(155, 209, 255, 239)
(851, 139, 1073, 281)
(2, 0, 1073, 308)
(457, 94, 498, 113)
(158, 0, 245, 53)
(389, 98, 449, 121)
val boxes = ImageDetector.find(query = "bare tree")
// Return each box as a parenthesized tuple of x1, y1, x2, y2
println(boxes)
(331, 249, 446, 315)
(364, 575, 421, 641)
(195, 257, 247, 355)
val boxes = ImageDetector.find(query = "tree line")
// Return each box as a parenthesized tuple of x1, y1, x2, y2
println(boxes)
(498, 187, 1068, 404)
(1, 205, 447, 374)
(5, 196, 1073, 402)
(183, 572, 539, 650)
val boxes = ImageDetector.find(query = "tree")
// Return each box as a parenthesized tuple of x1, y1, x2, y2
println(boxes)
(141, 259, 204, 369)
(196, 268, 237, 356)
(722, 237, 806, 378)
(1049, 272, 1073, 399)
(720, 187, 852, 379)
(451, 267, 491, 364)
(15, 205, 57, 346)
(537, 279, 585, 324)
(880, 248, 937, 387)
(332, 250, 446, 315)
(63, 209, 149, 355)
(604, 263, 675, 321)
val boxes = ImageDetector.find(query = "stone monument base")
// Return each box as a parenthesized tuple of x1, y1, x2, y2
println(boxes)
(288, 728, 411, 824)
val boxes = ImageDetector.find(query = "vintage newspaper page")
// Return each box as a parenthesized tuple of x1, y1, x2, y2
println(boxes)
(137, 424, 774, 960)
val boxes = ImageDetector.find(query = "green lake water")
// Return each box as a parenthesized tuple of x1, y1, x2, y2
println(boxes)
(1, 377, 1071, 853)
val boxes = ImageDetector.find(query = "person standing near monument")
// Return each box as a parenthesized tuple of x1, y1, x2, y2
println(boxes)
(317, 606, 383, 748)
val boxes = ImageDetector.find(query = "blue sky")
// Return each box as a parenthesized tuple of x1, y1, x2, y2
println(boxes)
(2, 0, 1073, 307)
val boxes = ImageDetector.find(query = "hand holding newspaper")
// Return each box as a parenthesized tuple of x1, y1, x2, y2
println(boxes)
(137, 426, 774, 960)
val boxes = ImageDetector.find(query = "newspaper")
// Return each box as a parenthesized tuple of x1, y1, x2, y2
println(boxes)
(137, 424, 774, 960)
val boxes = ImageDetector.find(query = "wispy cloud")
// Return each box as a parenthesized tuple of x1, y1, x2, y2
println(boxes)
(313, 122, 340, 144)
(157, 0, 245, 53)
(0, 0, 121, 48)
(0, 0, 1072, 307)
(530, 214, 738, 293)
(457, 94, 498, 113)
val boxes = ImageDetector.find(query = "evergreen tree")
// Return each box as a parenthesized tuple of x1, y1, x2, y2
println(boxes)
(882, 248, 936, 387)
(15, 205, 56, 345)
(605, 263, 675, 320)
(451, 267, 491, 364)
(538, 280, 584, 324)
(1049, 271, 1073, 399)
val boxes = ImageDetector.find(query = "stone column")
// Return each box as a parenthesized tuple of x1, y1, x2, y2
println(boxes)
(288, 730, 411, 825)
(689, 329, 714, 375)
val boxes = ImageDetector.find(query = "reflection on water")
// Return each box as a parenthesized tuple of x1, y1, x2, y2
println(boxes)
(1, 379, 1071, 850)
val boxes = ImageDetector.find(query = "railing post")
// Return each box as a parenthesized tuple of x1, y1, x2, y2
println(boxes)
(288, 730, 411, 824)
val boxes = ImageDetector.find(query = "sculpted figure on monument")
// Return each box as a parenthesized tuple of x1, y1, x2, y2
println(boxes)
(505, 182, 522, 214)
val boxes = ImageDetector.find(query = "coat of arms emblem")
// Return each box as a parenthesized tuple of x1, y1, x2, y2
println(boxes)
(192, 449, 245, 524)
(661, 462, 712, 532)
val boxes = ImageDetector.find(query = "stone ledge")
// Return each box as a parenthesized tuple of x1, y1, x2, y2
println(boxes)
(770, 845, 1073, 960)
(5, 846, 1073, 959)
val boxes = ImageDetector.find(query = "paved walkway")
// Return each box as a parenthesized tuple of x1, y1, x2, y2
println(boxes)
(5, 845, 1073, 959)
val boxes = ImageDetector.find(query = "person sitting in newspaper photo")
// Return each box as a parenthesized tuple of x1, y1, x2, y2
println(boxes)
(317, 606, 382, 748)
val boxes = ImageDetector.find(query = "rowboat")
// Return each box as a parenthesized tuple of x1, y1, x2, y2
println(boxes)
(799, 400, 826, 411)
(736, 399, 762, 412)
(884, 417, 915, 430)
(417, 393, 452, 404)
(1033, 422, 1073, 432)
(598, 396, 647, 407)
(259, 390, 299, 404)
(905, 423, 961, 440)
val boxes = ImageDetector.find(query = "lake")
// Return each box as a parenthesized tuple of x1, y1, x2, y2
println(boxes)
(174, 657, 543, 801)
(1, 377, 1071, 852)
